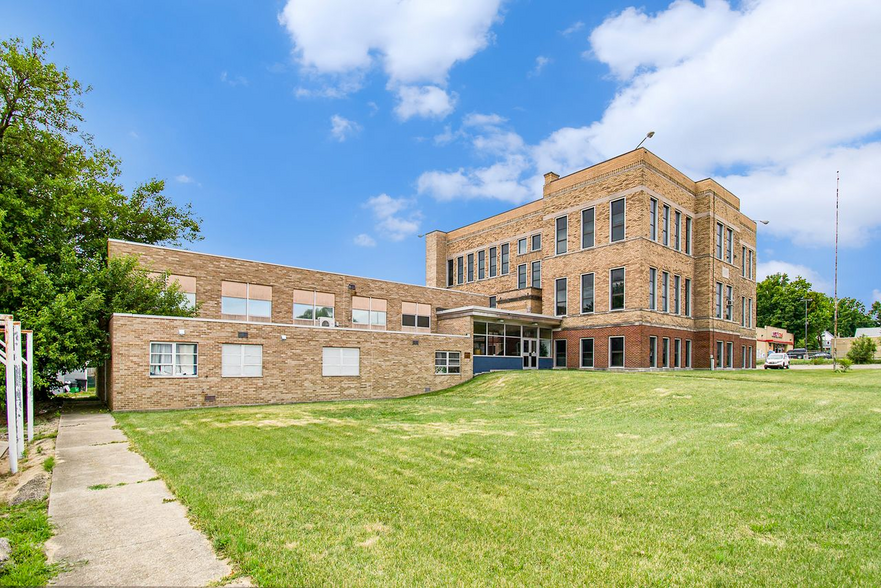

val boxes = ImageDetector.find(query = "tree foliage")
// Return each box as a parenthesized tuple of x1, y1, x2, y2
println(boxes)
(847, 336, 877, 364)
(0, 37, 201, 392)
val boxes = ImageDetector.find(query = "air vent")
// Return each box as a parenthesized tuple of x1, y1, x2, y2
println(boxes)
(237, 332, 248, 338)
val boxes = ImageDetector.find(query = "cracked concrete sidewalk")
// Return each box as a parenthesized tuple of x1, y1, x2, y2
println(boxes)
(46, 404, 249, 586)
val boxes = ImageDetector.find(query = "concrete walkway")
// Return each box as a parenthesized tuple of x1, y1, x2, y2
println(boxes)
(46, 404, 240, 586)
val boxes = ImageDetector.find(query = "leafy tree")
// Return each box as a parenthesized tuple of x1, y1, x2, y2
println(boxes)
(870, 301, 881, 327)
(834, 297, 874, 338)
(846, 335, 877, 364)
(0, 37, 201, 393)
(756, 274, 832, 348)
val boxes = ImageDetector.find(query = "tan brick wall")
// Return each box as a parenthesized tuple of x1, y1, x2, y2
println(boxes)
(108, 314, 472, 411)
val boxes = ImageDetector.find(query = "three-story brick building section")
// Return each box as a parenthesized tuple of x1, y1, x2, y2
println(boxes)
(426, 148, 758, 371)
(98, 148, 755, 411)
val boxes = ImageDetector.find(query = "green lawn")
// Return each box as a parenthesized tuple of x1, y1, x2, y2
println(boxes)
(115, 370, 881, 586)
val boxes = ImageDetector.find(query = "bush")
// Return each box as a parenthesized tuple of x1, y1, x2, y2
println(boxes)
(835, 358, 853, 372)
(810, 357, 826, 365)
(847, 336, 877, 364)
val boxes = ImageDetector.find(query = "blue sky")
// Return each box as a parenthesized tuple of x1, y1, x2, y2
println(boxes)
(4, 1, 879, 306)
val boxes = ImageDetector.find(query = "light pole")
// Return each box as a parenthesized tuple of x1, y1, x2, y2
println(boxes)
(636, 131, 655, 150)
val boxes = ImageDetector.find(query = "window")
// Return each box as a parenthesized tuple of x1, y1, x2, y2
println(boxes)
(531, 260, 541, 289)
(748, 345, 753, 368)
(685, 217, 692, 255)
(716, 282, 723, 318)
(501, 244, 510, 275)
(323, 347, 360, 377)
(742, 345, 747, 369)
(555, 216, 568, 254)
(725, 285, 733, 320)
(435, 351, 461, 375)
(222, 344, 262, 377)
(726, 228, 733, 263)
(581, 208, 595, 249)
(685, 340, 692, 368)
(580, 339, 594, 368)
(716, 341, 724, 368)
(716, 223, 724, 259)
(149, 342, 197, 377)
(674, 275, 681, 314)
(489, 246, 498, 277)
(674, 211, 681, 251)
(581, 273, 595, 314)
(352, 297, 387, 330)
(740, 296, 746, 327)
(555, 278, 567, 316)
(488, 296, 497, 308)
(294, 290, 335, 325)
(609, 336, 625, 367)
(661, 272, 669, 312)
(649, 268, 657, 310)
(726, 341, 734, 368)
(649, 336, 657, 368)
(402, 302, 431, 331)
(222, 281, 272, 322)
(517, 264, 527, 289)
(151, 273, 197, 309)
(457, 256, 464, 285)
(467, 253, 474, 282)
(741, 246, 747, 277)
(684, 278, 691, 317)
(610, 268, 625, 310)
(662, 204, 670, 246)
(747, 298, 753, 328)
(610, 198, 626, 242)
(748, 249, 754, 279)
(478, 250, 486, 280)
(662, 338, 670, 367)
(473, 322, 551, 358)
(518, 238, 528, 255)
(674, 339, 681, 368)
(447, 259, 454, 287)
(531, 234, 541, 251)
(554, 339, 567, 368)
(650, 198, 657, 241)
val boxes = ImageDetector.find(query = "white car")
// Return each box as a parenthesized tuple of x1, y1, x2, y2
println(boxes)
(764, 352, 790, 369)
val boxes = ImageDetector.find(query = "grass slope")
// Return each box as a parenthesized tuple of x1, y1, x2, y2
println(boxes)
(115, 370, 881, 586)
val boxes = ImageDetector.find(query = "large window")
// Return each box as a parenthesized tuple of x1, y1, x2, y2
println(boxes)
(555, 216, 568, 254)
(517, 264, 527, 289)
(402, 302, 431, 331)
(725, 285, 733, 320)
(352, 297, 387, 330)
(661, 271, 669, 312)
(741, 246, 747, 277)
(685, 217, 692, 255)
(609, 336, 625, 367)
(684, 278, 692, 316)
(674, 211, 681, 251)
(222, 281, 272, 322)
(610, 268, 625, 310)
(222, 344, 262, 377)
(554, 339, 567, 368)
(518, 238, 528, 255)
(555, 278, 567, 316)
(150, 273, 197, 309)
(435, 351, 461, 375)
(715, 282, 723, 318)
(478, 250, 486, 280)
(716, 223, 724, 259)
(581, 273, 594, 314)
(662, 204, 670, 246)
(467, 253, 474, 282)
(473, 322, 551, 358)
(747, 298, 753, 328)
(457, 256, 464, 284)
(531, 260, 541, 289)
(740, 296, 746, 327)
(501, 244, 510, 275)
(610, 198, 626, 242)
(685, 340, 692, 368)
(649, 268, 656, 310)
(581, 208, 595, 249)
(650, 198, 657, 241)
(489, 246, 498, 277)
(726, 341, 734, 368)
(322, 347, 359, 377)
(674, 275, 681, 314)
(748, 249, 753, 279)
(531, 234, 541, 252)
(149, 342, 197, 377)
(716, 340, 724, 368)
(662, 337, 669, 368)
(447, 259, 454, 287)
(649, 336, 657, 368)
(294, 290, 335, 326)
(580, 338, 594, 368)
(726, 228, 733, 263)
(674, 339, 681, 368)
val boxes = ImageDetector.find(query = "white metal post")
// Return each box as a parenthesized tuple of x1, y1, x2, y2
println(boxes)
(13, 322, 24, 459)
(3, 316, 18, 474)
(24, 331, 33, 443)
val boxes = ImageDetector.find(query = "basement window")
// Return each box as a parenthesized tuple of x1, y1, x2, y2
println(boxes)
(149, 342, 197, 377)
(435, 351, 461, 375)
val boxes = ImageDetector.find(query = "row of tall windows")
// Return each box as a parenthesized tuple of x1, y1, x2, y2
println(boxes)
(650, 198, 692, 254)
(648, 337, 693, 368)
(554, 198, 626, 256)
(553, 268, 624, 317)
(648, 269, 692, 316)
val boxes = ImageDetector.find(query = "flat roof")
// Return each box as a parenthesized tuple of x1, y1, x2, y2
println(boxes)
(437, 306, 562, 326)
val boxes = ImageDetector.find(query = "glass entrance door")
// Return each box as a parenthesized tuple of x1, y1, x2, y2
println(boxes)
(522, 338, 538, 369)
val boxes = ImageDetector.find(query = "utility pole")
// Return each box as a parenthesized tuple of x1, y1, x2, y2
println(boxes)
(833, 171, 840, 370)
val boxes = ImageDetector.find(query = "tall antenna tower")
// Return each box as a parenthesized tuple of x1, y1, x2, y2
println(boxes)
(833, 171, 840, 370)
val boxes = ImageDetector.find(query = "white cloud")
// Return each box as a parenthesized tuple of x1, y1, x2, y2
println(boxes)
(363, 194, 422, 241)
(128, 130, 139, 139)
(278, 0, 502, 118)
(220, 71, 249, 86)
(174, 174, 201, 187)
(529, 56, 552, 77)
(872, 289, 881, 304)
(758, 260, 831, 293)
(394, 85, 456, 120)
(354, 233, 376, 247)
(329, 114, 362, 142)
(560, 21, 585, 36)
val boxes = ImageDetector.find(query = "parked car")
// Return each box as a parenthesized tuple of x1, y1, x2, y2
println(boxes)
(787, 348, 807, 360)
(810, 352, 832, 359)
(765, 352, 791, 369)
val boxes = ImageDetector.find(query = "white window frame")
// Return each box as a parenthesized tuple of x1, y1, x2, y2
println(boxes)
(517, 263, 527, 289)
(581, 207, 595, 249)
(580, 338, 594, 369)
(555, 215, 568, 255)
(649, 268, 656, 310)
(673, 275, 681, 315)
(555, 277, 568, 317)
(478, 250, 486, 280)
(222, 344, 263, 378)
(323, 347, 360, 377)
(489, 246, 498, 278)
(609, 336, 625, 368)
(501, 243, 510, 275)
(435, 351, 461, 375)
(609, 267, 626, 311)
(149, 342, 198, 378)
(580, 272, 595, 314)
(648, 336, 657, 368)
(531, 260, 541, 289)
(610, 198, 626, 243)
(531, 233, 542, 252)
(649, 198, 657, 241)
(518, 237, 528, 255)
